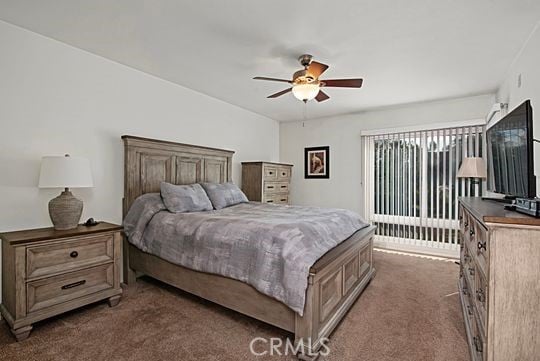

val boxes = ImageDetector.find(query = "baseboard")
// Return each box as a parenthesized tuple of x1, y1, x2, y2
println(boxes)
(373, 238, 459, 259)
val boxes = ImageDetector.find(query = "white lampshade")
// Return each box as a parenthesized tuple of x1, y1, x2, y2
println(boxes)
(292, 83, 320, 101)
(457, 157, 487, 179)
(38, 155, 94, 188)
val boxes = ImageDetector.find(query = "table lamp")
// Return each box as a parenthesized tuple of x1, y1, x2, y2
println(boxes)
(457, 157, 487, 184)
(38, 154, 94, 230)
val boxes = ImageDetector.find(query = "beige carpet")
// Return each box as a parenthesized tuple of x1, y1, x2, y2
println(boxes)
(0, 251, 469, 361)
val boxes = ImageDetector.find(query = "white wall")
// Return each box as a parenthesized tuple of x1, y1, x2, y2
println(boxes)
(280, 94, 494, 216)
(0, 20, 279, 233)
(496, 22, 540, 197)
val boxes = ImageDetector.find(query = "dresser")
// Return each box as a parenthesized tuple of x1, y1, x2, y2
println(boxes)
(241, 162, 293, 205)
(458, 197, 540, 361)
(0, 222, 123, 341)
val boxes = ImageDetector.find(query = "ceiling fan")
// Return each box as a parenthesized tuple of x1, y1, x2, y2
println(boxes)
(253, 54, 363, 103)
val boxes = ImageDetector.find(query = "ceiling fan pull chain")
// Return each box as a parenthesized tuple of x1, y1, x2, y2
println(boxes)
(303, 102, 307, 127)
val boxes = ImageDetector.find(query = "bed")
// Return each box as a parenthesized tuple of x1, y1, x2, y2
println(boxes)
(121, 135, 376, 359)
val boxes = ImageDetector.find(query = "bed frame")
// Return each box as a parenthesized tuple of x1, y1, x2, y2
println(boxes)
(121, 135, 376, 359)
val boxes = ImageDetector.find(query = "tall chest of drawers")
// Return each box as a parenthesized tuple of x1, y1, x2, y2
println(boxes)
(0, 222, 123, 341)
(458, 197, 540, 361)
(241, 162, 293, 205)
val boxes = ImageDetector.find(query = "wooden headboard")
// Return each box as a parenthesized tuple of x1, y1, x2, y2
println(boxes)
(122, 135, 234, 217)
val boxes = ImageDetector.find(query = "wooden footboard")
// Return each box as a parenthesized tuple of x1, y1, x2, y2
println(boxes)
(295, 225, 376, 359)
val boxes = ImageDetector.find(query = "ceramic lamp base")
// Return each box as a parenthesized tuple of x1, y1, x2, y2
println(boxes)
(48, 188, 83, 230)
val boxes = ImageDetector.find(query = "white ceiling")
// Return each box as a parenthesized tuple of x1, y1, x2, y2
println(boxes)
(1, 0, 539, 122)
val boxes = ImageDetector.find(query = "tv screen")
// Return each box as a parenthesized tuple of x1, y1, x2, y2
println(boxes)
(486, 100, 535, 198)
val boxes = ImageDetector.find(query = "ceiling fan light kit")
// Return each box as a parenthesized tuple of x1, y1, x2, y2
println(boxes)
(292, 82, 320, 101)
(254, 54, 363, 103)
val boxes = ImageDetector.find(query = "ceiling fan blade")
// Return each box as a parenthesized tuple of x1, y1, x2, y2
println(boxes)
(307, 61, 329, 78)
(321, 78, 363, 88)
(253, 76, 292, 83)
(315, 90, 330, 102)
(267, 88, 292, 98)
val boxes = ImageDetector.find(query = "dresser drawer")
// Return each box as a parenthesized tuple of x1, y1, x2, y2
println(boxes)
(461, 243, 472, 271)
(460, 272, 472, 303)
(472, 313, 486, 361)
(263, 166, 278, 180)
(263, 182, 289, 194)
(27, 235, 114, 279)
(277, 166, 291, 180)
(460, 275, 475, 324)
(264, 194, 289, 205)
(27, 263, 114, 313)
(460, 210, 471, 243)
(473, 223, 489, 274)
(464, 259, 476, 291)
(474, 268, 488, 333)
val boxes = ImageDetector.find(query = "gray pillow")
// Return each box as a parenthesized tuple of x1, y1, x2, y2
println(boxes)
(200, 182, 248, 210)
(160, 182, 213, 213)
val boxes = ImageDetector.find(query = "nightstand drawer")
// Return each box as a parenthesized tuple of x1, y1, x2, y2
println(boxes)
(27, 263, 114, 313)
(27, 235, 114, 279)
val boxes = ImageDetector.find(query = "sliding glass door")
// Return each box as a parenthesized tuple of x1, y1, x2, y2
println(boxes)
(363, 125, 484, 257)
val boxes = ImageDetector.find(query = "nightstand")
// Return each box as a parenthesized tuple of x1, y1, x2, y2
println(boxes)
(0, 222, 123, 341)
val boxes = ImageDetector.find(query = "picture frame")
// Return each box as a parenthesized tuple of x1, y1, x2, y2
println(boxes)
(304, 146, 330, 179)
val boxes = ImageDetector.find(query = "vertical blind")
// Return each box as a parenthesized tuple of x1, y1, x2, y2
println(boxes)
(362, 125, 485, 257)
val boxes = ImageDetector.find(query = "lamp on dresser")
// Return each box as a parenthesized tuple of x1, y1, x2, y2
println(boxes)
(38, 154, 93, 230)
(457, 157, 487, 182)
(457, 157, 486, 195)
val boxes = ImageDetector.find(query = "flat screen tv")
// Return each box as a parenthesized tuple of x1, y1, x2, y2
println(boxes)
(486, 100, 535, 198)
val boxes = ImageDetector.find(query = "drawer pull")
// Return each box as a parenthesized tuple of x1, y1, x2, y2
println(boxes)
(267, 200, 274, 203)
(280, 199, 287, 202)
(463, 255, 470, 262)
(464, 221, 469, 228)
(476, 289, 486, 303)
(61, 280, 86, 290)
(269, 171, 274, 175)
(469, 229, 475, 237)
(477, 241, 486, 251)
(267, 186, 274, 189)
(462, 287, 468, 296)
(281, 172, 286, 176)
(280, 185, 287, 188)
(468, 267, 475, 276)
(70, 251, 79, 258)
(467, 305, 473, 316)
(473, 336, 483, 353)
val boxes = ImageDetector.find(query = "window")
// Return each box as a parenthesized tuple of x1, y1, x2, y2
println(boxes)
(363, 125, 484, 257)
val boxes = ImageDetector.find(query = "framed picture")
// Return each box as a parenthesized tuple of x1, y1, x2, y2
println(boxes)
(304, 146, 330, 179)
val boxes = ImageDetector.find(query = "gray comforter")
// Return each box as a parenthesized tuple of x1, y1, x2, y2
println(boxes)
(123, 194, 368, 315)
